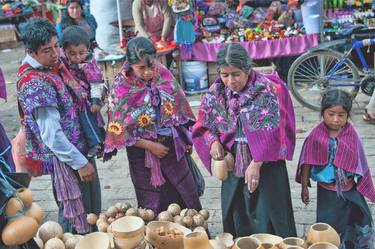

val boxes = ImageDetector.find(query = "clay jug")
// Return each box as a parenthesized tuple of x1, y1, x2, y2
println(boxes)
(213, 159, 228, 181)
(307, 223, 340, 247)
(279, 237, 307, 249)
(232, 237, 262, 249)
(308, 242, 338, 249)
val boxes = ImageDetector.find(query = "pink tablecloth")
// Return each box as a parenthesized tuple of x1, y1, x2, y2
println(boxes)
(179, 34, 319, 61)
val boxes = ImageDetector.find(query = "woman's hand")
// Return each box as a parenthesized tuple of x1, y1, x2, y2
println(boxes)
(301, 186, 310, 205)
(210, 141, 225, 160)
(90, 104, 101, 113)
(244, 160, 263, 193)
(186, 144, 193, 154)
(149, 141, 169, 158)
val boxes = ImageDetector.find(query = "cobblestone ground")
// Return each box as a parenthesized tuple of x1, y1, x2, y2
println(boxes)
(1, 46, 374, 238)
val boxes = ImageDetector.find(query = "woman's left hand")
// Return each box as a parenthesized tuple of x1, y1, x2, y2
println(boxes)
(244, 160, 263, 193)
(186, 145, 193, 154)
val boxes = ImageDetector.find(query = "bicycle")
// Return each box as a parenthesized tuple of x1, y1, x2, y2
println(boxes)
(287, 30, 375, 110)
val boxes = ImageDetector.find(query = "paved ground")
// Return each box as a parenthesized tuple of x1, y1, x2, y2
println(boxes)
(1, 45, 374, 239)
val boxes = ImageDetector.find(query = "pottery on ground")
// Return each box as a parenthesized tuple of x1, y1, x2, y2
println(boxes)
(183, 231, 213, 249)
(308, 242, 338, 249)
(261, 243, 279, 249)
(249, 234, 283, 247)
(307, 223, 340, 247)
(232, 237, 262, 249)
(215, 232, 234, 248)
(279, 237, 307, 249)
(146, 221, 191, 249)
(74, 232, 111, 249)
(110, 216, 145, 249)
(210, 239, 228, 249)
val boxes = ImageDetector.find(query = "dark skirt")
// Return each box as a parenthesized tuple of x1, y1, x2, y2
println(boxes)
(126, 139, 202, 214)
(317, 185, 374, 249)
(221, 160, 297, 238)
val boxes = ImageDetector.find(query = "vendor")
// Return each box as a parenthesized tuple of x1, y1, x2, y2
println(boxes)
(132, 0, 173, 43)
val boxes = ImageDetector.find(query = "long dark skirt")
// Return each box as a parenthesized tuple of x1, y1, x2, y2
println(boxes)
(222, 161, 297, 238)
(317, 185, 374, 249)
(126, 139, 202, 214)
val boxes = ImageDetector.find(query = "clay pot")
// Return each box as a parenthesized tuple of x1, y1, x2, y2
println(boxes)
(25, 202, 44, 224)
(249, 234, 283, 247)
(285, 247, 304, 249)
(183, 231, 213, 249)
(213, 158, 228, 181)
(110, 216, 145, 248)
(224, 152, 234, 171)
(307, 223, 340, 247)
(16, 188, 33, 209)
(261, 243, 278, 249)
(232, 237, 262, 249)
(210, 239, 227, 249)
(75, 232, 111, 249)
(308, 242, 338, 249)
(1, 215, 39, 246)
(146, 221, 191, 249)
(215, 233, 234, 248)
(279, 237, 307, 249)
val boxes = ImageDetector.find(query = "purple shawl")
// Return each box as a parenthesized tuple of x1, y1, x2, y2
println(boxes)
(192, 70, 296, 174)
(296, 122, 375, 202)
(0, 67, 6, 101)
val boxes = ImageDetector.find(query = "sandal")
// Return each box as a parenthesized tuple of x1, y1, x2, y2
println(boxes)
(363, 110, 375, 124)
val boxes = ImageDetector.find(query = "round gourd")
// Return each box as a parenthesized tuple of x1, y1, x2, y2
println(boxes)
(65, 236, 80, 249)
(199, 209, 209, 220)
(167, 203, 181, 216)
(25, 202, 44, 223)
(38, 221, 63, 243)
(44, 238, 65, 249)
(2, 216, 39, 246)
(157, 211, 173, 222)
(125, 207, 138, 216)
(34, 237, 44, 249)
(5, 197, 24, 217)
(62, 233, 74, 243)
(106, 206, 118, 218)
(86, 213, 98, 225)
(146, 209, 155, 221)
(16, 188, 33, 209)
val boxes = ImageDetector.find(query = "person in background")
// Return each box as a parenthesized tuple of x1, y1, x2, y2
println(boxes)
(17, 18, 100, 234)
(60, 25, 105, 158)
(297, 89, 375, 249)
(104, 37, 202, 214)
(56, 0, 98, 49)
(192, 43, 297, 237)
(132, 0, 174, 44)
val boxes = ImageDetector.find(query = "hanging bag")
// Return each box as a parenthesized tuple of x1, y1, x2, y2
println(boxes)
(185, 153, 205, 196)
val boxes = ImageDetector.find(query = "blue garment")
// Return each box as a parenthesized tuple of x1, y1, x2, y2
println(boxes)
(79, 107, 104, 148)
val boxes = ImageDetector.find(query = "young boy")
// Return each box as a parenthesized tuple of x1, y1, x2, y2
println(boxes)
(60, 25, 105, 158)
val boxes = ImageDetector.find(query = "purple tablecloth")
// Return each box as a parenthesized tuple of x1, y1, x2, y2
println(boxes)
(179, 34, 319, 61)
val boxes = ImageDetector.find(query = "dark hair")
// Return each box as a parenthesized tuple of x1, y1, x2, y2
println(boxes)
(61, 0, 84, 31)
(61, 25, 90, 49)
(126, 37, 156, 66)
(321, 89, 352, 116)
(216, 43, 253, 73)
(19, 18, 57, 52)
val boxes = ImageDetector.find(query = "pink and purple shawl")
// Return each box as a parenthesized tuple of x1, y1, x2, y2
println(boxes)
(104, 62, 195, 187)
(296, 122, 375, 202)
(192, 70, 296, 174)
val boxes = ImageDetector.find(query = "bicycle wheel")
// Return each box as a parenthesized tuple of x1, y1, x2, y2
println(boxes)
(288, 50, 360, 110)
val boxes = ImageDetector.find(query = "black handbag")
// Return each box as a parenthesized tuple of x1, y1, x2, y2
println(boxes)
(185, 154, 205, 197)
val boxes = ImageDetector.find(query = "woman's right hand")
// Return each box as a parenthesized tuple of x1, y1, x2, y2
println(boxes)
(149, 141, 169, 158)
(301, 186, 310, 205)
(210, 141, 225, 160)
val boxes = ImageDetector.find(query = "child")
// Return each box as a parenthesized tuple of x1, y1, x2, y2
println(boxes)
(296, 89, 375, 249)
(60, 25, 105, 158)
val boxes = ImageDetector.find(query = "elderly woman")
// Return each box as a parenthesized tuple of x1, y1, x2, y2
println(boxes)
(56, 0, 98, 48)
(193, 43, 297, 237)
(104, 37, 201, 214)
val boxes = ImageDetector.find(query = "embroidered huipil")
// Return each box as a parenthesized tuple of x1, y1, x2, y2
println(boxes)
(193, 71, 296, 175)
(104, 62, 195, 187)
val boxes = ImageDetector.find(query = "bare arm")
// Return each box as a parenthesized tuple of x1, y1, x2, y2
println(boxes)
(160, 0, 173, 40)
(132, 0, 150, 37)
(301, 165, 311, 204)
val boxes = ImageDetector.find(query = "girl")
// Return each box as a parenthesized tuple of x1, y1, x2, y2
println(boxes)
(296, 89, 375, 249)
(104, 37, 201, 214)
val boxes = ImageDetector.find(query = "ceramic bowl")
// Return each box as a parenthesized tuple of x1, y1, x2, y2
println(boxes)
(279, 237, 307, 249)
(261, 243, 279, 249)
(307, 223, 340, 247)
(249, 234, 283, 247)
(75, 232, 110, 249)
(210, 239, 228, 249)
(215, 232, 234, 248)
(146, 221, 191, 249)
(232, 236, 262, 249)
(308, 242, 338, 249)
(110, 216, 145, 239)
(183, 231, 213, 249)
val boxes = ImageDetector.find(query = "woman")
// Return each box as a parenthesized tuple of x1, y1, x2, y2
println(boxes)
(56, 0, 98, 48)
(193, 43, 296, 237)
(104, 37, 201, 214)
(132, 0, 173, 43)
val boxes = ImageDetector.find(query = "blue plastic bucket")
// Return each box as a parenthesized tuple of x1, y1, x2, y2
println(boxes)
(302, 0, 322, 34)
(182, 61, 208, 94)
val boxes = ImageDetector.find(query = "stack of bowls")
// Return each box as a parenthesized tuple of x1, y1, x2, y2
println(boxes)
(110, 216, 145, 249)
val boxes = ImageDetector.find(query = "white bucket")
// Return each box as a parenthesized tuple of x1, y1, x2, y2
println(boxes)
(302, 0, 322, 34)
(182, 61, 208, 94)
(304, 14, 322, 34)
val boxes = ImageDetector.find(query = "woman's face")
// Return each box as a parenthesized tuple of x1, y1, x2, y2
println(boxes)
(219, 66, 248, 92)
(67, 2, 83, 20)
(130, 59, 157, 81)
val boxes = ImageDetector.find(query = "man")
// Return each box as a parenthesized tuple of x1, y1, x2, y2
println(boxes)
(17, 18, 101, 233)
